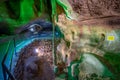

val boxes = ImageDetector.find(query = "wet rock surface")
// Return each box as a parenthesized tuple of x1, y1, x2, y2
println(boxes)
(13, 39, 55, 80)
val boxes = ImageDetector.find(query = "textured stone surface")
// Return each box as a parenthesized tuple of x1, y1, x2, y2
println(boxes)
(13, 39, 55, 80)
(68, 0, 120, 20)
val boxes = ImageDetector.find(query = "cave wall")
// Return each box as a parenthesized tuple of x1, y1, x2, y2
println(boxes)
(55, 1, 120, 79)
(0, 0, 52, 35)
(68, 0, 120, 19)
(0, 0, 120, 35)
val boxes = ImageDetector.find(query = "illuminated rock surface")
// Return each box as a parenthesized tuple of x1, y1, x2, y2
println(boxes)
(13, 39, 55, 80)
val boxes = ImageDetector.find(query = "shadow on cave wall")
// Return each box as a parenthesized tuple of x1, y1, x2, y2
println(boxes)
(0, 21, 12, 36)
(107, 18, 120, 26)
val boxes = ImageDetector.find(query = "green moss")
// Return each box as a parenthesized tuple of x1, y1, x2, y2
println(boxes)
(104, 52, 120, 79)
(20, 0, 34, 21)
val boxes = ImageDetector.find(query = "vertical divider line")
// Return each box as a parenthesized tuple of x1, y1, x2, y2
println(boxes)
(51, 0, 57, 71)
